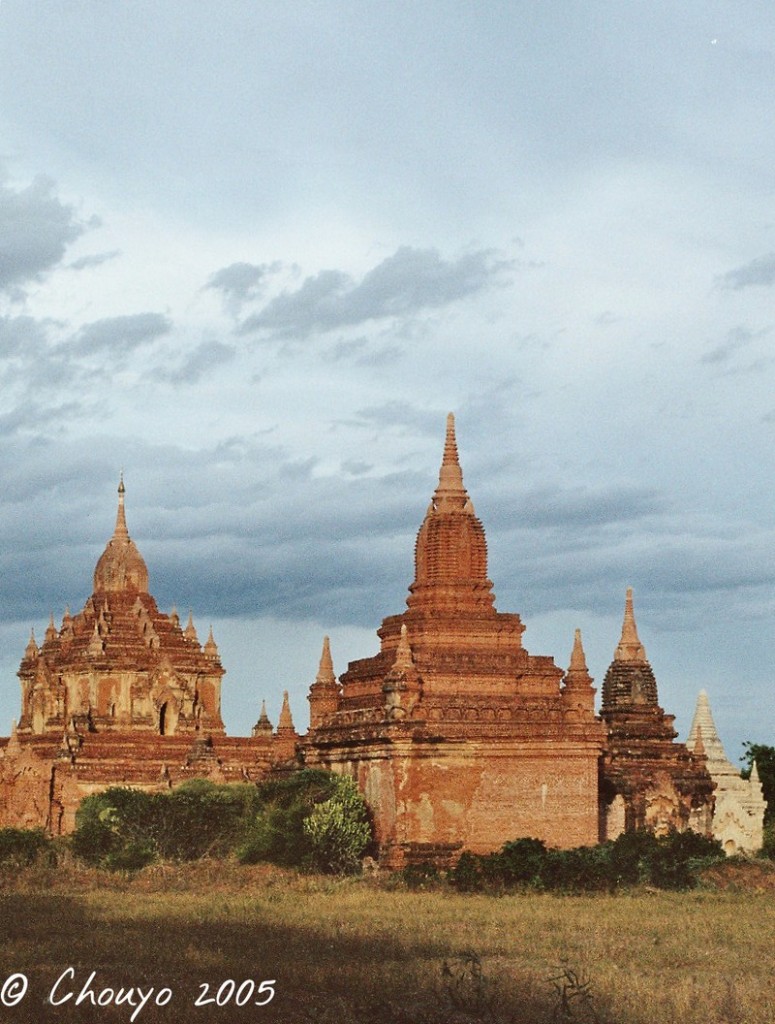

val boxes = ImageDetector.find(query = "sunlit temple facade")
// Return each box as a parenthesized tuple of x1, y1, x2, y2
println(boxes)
(0, 416, 763, 862)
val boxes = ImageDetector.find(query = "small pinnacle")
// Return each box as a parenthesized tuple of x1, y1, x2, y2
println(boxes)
(393, 623, 414, 672)
(433, 412, 467, 509)
(569, 628, 588, 674)
(114, 474, 129, 538)
(278, 690, 295, 732)
(614, 587, 647, 663)
(316, 635, 336, 684)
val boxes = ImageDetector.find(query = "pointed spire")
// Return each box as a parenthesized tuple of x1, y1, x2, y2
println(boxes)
(93, 475, 149, 594)
(88, 622, 104, 657)
(316, 635, 336, 685)
(253, 699, 274, 737)
(44, 613, 58, 645)
(687, 689, 733, 770)
(393, 623, 414, 673)
(24, 628, 39, 660)
(308, 637, 341, 730)
(562, 628, 595, 714)
(432, 412, 468, 511)
(184, 610, 199, 645)
(204, 626, 219, 659)
(569, 628, 588, 674)
(751, 760, 761, 784)
(170, 605, 180, 629)
(614, 587, 647, 663)
(114, 472, 129, 539)
(277, 690, 295, 733)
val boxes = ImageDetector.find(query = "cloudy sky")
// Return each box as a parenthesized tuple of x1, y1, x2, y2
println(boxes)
(1, 2, 774, 760)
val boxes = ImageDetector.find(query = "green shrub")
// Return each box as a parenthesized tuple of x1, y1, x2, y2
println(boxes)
(448, 851, 485, 892)
(760, 821, 775, 859)
(498, 837, 548, 885)
(0, 827, 54, 868)
(399, 862, 443, 889)
(448, 828, 724, 894)
(543, 844, 612, 892)
(237, 770, 340, 868)
(156, 781, 260, 860)
(70, 770, 374, 874)
(71, 782, 262, 870)
(302, 775, 372, 874)
(71, 788, 155, 868)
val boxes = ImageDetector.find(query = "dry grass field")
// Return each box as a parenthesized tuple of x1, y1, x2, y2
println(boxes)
(2, 859, 775, 1024)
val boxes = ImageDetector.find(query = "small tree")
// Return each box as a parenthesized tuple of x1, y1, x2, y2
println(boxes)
(741, 742, 775, 824)
(302, 775, 372, 874)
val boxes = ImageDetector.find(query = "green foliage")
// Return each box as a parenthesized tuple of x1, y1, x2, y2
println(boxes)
(71, 788, 152, 868)
(398, 862, 443, 889)
(498, 837, 548, 885)
(448, 829, 724, 894)
(72, 782, 262, 870)
(543, 844, 613, 892)
(761, 821, 775, 859)
(71, 770, 373, 874)
(237, 769, 340, 867)
(742, 742, 775, 826)
(0, 827, 55, 868)
(302, 775, 372, 874)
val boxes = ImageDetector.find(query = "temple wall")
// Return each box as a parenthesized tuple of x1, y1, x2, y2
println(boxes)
(311, 736, 601, 866)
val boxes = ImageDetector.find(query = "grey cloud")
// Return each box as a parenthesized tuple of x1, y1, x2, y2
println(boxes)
(0, 315, 49, 359)
(69, 250, 120, 271)
(516, 485, 666, 529)
(70, 313, 172, 356)
(206, 261, 282, 314)
(239, 247, 510, 337)
(718, 253, 775, 290)
(0, 399, 85, 438)
(348, 401, 447, 438)
(701, 326, 768, 365)
(157, 340, 236, 385)
(0, 176, 86, 292)
(342, 460, 373, 476)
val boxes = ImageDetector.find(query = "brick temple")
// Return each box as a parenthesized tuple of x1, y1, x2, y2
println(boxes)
(0, 478, 298, 833)
(303, 415, 714, 865)
(0, 415, 733, 862)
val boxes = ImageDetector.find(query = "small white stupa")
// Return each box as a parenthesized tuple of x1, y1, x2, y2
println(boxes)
(686, 690, 766, 855)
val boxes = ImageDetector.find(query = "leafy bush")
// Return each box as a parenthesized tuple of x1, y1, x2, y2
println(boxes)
(0, 827, 55, 868)
(448, 829, 724, 894)
(741, 742, 775, 825)
(70, 788, 153, 867)
(761, 821, 775, 859)
(71, 770, 374, 874)
(448, 851, 485, 892)
(498, 837, 548, 885)
(72, 782, 261, 870)
(399, 862, 444, 889)
(303, 775, 372, 874)
(237, 769, 340, 867)
(543, 844, 612, 892)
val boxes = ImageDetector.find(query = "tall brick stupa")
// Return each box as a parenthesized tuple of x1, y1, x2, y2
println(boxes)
(304, 414, 607, 867)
